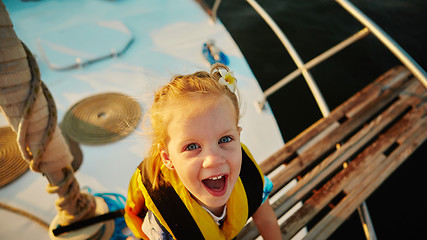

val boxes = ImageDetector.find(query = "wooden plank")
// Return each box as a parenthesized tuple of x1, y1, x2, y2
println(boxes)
(271, 78, 423, 219)
(305, 106, 426, 239)
(268, 70, 414, 195)
(279, 79, 425, 239)
(238, 67, 424, 240)
(345, 67, 412, 118)
(280, 150, 385, 239)
(343, 81, 426, 193)
(259, 66, 411, 175)
(288, 93, 427, 239)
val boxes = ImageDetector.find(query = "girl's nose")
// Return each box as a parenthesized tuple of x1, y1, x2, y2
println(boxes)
(202, 147, 225, 168)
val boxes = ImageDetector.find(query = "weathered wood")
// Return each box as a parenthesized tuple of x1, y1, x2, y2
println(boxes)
(237, 66, 426, 240)
(258, 66, 411, 175)
(282, 77, 426, 239)
(305, 103, 427, 239)
(272, 76, 424, 218)
(268, 68, 414, 196)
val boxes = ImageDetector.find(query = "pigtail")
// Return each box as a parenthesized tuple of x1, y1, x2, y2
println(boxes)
(141, 144, 164, 189)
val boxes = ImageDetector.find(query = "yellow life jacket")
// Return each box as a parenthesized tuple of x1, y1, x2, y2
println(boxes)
(125, 144, 264, 240)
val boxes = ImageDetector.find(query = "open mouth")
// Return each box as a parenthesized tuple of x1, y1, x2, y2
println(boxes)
(202, 175, 227, 196)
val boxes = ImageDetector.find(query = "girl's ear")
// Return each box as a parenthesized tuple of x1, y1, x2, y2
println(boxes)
(159, 144, 174, 170)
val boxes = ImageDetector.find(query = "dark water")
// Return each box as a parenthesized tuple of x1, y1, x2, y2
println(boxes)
(208, 0, 427, 239)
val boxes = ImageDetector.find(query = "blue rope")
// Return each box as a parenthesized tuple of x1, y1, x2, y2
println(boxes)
(95, 192, 130, 240)
(84, 188, 131, 240)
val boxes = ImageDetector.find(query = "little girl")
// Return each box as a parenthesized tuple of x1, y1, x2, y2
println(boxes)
(125, 64, 281, 239)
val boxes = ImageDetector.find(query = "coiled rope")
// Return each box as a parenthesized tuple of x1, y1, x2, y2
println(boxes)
(61, 92, 142, 145)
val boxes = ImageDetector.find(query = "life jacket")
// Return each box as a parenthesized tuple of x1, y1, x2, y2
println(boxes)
(125, 144, 264, 240)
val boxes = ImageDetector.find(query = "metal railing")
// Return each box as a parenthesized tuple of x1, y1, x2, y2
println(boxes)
(259, 28, 370, 111)
(208, 0, 427, 113)
(336, 0, 427, 89)
(246, 0, 331, 115)
(205, 0, 427, 239)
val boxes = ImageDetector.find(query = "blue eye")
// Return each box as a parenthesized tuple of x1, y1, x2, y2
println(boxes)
(185, 143, 199, 151)
(219, 136, 232, 144)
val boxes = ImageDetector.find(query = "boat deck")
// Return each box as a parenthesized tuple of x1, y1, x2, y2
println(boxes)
(0, 1, 284, 239)
(1, 0, 426, 239)
(238, 66, 427, 239)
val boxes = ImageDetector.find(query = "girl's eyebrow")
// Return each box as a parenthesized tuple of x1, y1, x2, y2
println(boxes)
(176, 137, 199, 147)
(178, 129, 236, 145)
(221, 127, 239, 135)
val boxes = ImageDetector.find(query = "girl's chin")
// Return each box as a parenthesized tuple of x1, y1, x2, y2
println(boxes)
(200, 200, 227, 215)
(196, 193, 229, 213)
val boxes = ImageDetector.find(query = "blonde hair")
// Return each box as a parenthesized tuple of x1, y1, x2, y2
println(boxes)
(141, 63, 240, 189)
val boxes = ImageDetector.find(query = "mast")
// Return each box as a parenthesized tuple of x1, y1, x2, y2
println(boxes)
(0, 1, 113, 239)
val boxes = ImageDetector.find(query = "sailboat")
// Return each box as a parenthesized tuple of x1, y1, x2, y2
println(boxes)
(1, 0, 425, 239)
(0, 0, 283, 239)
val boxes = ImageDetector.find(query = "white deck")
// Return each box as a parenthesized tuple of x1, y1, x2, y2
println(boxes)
(0, 0, 284, 239)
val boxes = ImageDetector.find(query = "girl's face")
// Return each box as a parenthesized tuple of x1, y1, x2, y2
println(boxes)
(161, 96, 242, 215)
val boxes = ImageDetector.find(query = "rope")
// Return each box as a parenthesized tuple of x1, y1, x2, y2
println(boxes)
(0, 127, 29, 187)
(0, 191, 130, 240)
(83, 188, 131, 240)
(0, 1, 97, 229)
(61, 92, 142, 145)
(0, 201, 49, 230)
(0, 41, 72, 174)
(0, 33, 96, 227)
(0, 189, 130, 239)
(46, 166, 97, 225)
(95, 193, 130, 240)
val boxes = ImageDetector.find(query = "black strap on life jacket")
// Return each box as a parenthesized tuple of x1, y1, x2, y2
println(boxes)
(240, 147, 263, 217)
(142, 174, 205, 239)
(139, 147, 264, 239)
